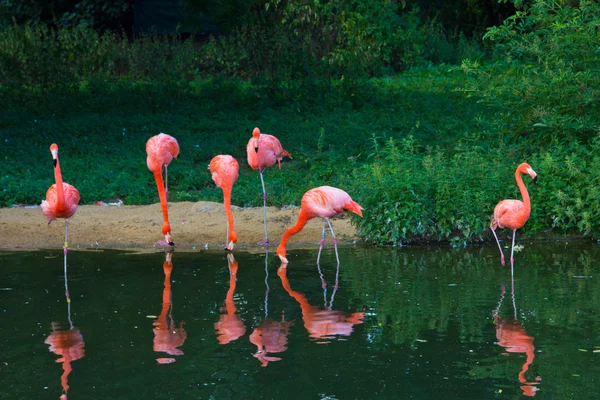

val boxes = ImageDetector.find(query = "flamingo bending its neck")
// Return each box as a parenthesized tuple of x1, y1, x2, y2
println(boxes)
(209, 155, 239, 251)
(490, 162, 537, 277)
(41, 143, 80, 255)
(146, 133, 179, 246)
(246, 127, 292, 245)
(276, 186, 363, 264)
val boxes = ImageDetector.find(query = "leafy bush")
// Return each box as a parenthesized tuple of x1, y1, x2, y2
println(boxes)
(458, 0, 600, 143)
(351, 133, 600, 245)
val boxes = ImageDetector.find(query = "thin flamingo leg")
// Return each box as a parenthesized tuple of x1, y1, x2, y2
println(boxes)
(326, 218, 340, 265)
(64, 219, 70, 302)
(316, 220, 326, 264)
(490, 224, 505, 267)
(258, 169, 269, 245)
(510, 229, 516, 280)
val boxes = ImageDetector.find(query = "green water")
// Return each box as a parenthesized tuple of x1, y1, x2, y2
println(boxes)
(1, 244, 599, 399)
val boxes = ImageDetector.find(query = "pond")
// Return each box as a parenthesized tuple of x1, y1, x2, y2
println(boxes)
(1, 243, 599, 399)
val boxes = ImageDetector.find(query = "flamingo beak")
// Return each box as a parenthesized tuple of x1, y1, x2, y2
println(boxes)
(53, 159, 57, 167)
(227, 241, 235, 251)
(278, 254, 289, 264)
(533, 176, 538, 184)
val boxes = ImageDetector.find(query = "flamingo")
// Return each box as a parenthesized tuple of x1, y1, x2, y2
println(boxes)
(276, 186, 363, 264)
(246, 127, 292, 245)
(41, 144, 81, 256)
(490, 162, 537, 277)
(146, 133, 179, 246)
(493, 280, 541, 397)
(214, 254, 246, 345)
(209, 155, 239, 251)
(153, 252, 187, 364)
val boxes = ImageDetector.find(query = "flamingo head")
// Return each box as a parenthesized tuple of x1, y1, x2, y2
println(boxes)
(276, 246, 289, 264)
(252, 127, 260, 152)
(163, 232, 174, 247)
(519, 163, 537, 184)
(50, 143, 58, 167)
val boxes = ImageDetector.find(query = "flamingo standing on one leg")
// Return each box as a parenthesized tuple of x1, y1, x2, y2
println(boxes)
(41, 144, 80, 258)
(276, 186, 363, 264)
(490, 162, 537, 278)
(209, 155, 239, 251)
(246, 127, 292, 245)
(146, 133, 179, 246)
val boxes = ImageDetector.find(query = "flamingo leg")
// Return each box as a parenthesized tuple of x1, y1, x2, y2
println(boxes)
(326, 218, 340, 265)
(490, 225, 505, 267)
(510, 229, 516, 280)
(258, 169, 269, 245)
(316, 220, 326, 264)
(64, 219, 70, 302)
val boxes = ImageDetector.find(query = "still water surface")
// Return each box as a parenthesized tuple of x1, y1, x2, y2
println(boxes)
(1, 244, 599, 399)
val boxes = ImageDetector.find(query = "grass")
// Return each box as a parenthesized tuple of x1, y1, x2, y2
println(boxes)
(0, 65, 494, 211)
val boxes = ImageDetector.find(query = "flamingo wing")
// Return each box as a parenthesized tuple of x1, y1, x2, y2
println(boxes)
(493, 199, 527, 230)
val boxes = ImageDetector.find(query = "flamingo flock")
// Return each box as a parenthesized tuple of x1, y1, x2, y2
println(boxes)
(41, 129, 536, 270)
(40, 132, 540, 396)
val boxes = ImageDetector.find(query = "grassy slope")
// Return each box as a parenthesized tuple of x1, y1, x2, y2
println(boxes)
(0, 67, 494, 209)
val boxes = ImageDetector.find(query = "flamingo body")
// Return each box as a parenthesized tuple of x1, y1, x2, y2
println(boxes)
(209, 155, 239, 250)
(41, 183, 80, 223)
(276, 186, 363, 264)
(146, 133, 180, 245)
(490, 163, 537, 272)
(246, 127, 291, 171)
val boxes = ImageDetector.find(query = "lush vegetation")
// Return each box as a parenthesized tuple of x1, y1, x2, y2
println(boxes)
(1, 0, 599, 244)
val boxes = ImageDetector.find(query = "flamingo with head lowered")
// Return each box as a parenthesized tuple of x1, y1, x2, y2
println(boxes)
(146, 133, 179, 246)
(209, 155, 239, 251)
(276, 186, 363, 265)
(490, 162, 537, 277)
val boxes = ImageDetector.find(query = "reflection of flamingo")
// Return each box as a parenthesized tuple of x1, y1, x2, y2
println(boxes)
(209, 155, 239, 251)
(41, 144, 80, 256)
(490, 163, 537, 277)
(249, 250, 293, 367)
(215, 254, 246, 344)
(276, 186, 363, 264)
(278, 264, 363, 342)
(45, 249, 85, 400)
(153, 252, 187, 364)
(493, 279, 541, 397)
(146, 133, 180, 246)
(246, 127, 292, 245)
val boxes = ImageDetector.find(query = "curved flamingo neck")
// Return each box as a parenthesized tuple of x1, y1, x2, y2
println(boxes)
(54, 158, 65, 207)
(516, 169, 531, 219)
(153, 171, 171, 235)
(223, 186, 236, 242)
(276, 215, 309, 258)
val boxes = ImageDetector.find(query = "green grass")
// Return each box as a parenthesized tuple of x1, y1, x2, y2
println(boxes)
(0, 66, 494, 211)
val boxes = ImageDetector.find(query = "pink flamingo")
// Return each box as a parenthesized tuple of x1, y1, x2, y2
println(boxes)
(490, 163, 537, 277)
(215, 254, 247, 345)
(246, 127, 292, 245)
(276, 186, 363, 264)
(41, 144, 80, 256)
(146, 133, 179, 246)
(209, 155, 239, 251)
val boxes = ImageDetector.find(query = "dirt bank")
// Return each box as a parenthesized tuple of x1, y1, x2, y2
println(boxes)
(0, 201, 360, 251)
